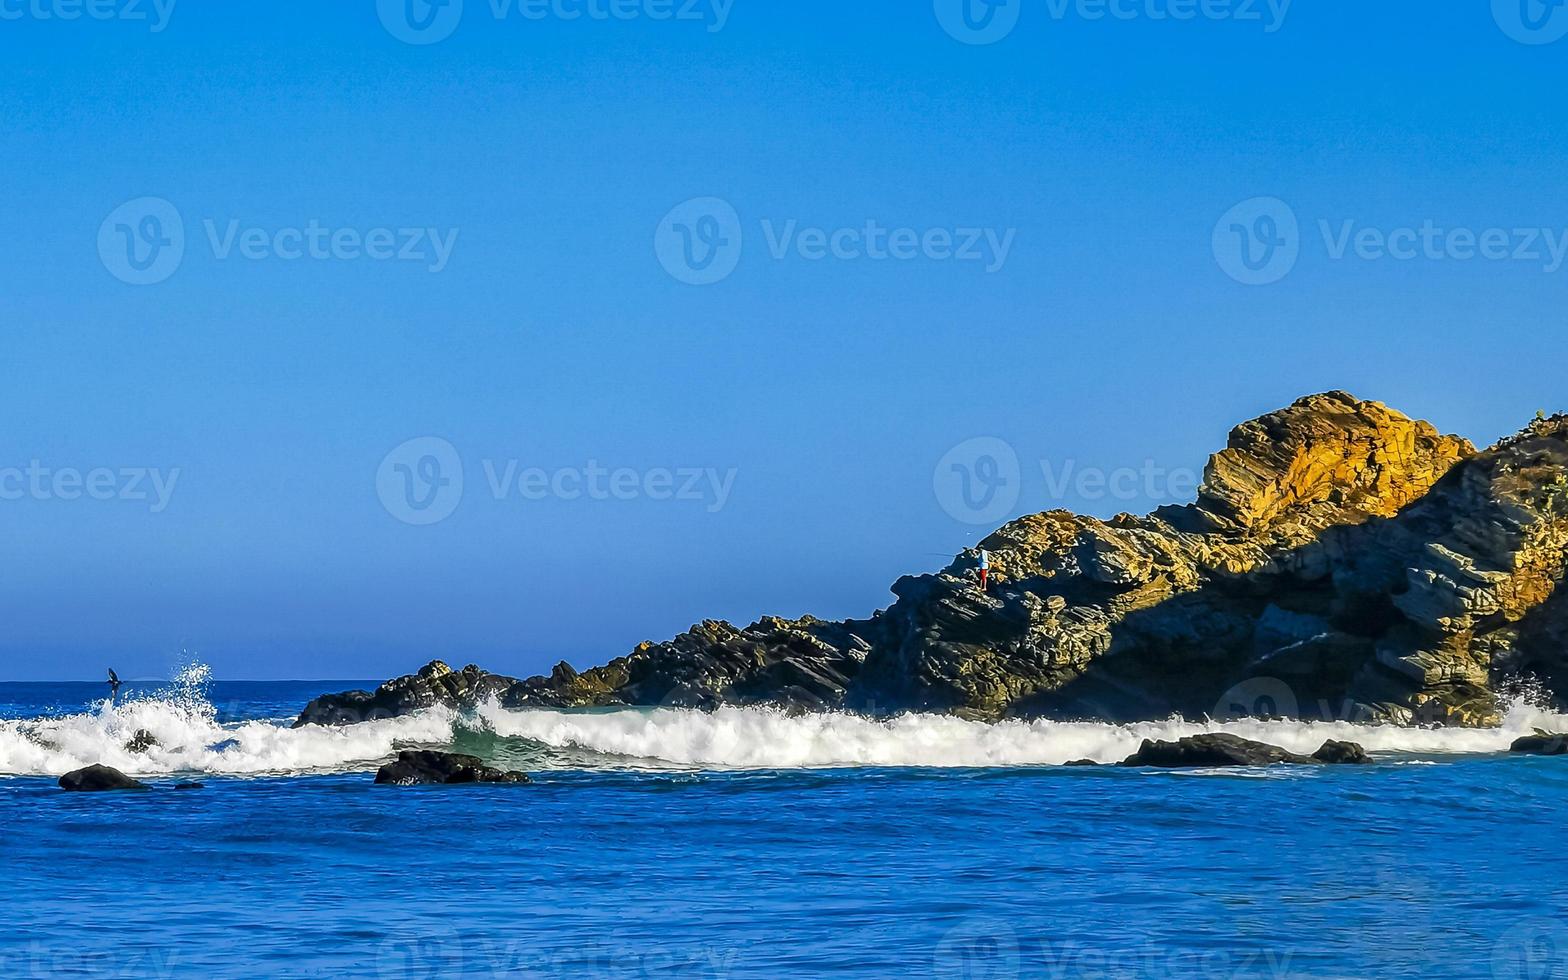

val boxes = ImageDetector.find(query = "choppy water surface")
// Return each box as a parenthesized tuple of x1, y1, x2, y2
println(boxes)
(3, 671, 1567, 978)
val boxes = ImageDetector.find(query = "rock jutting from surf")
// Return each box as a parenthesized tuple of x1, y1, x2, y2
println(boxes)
(297, 392, 1568, 731)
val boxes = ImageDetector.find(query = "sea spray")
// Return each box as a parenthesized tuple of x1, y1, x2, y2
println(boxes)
(0, 665, 456, 778)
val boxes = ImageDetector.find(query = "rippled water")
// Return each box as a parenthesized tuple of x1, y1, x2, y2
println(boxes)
(4, 675, 1568, 978)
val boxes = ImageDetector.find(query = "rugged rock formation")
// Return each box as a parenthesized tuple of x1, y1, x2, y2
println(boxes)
(373, 750, 531, 786)
(298, 393, 1568, 730)
(501, 617, 874, 712)
(1118, 734, 1371, 768)
(295, 661, 516, 728)
(59, 765, 146, 792)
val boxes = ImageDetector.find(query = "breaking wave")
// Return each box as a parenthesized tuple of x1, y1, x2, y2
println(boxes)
(4, 663, 1568, 778)
(476, 698, 1568, 770)
(0, 665, 453, 778)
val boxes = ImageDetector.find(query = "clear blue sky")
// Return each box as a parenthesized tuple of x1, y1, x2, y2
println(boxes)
(1, 0, 1564, 680)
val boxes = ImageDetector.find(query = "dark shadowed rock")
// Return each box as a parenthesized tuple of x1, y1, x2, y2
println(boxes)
(1119, 734, 1315, 768)
(500, 617, 873, 712)
(373, 750, 531, 786)
(59, 765, 146, 792)
(174, 783, 206, 790)
(125, 730, 159, 754)
(295, 661, 518, 727)
(1311, 740, 1373, 764)
(1063, 759, 1099, 767)
(1510, 733, 1568, 756)
(1118, 734, 1372, 768)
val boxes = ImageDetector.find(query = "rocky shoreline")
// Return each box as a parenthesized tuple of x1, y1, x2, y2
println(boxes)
(297, 392, 1568, 731)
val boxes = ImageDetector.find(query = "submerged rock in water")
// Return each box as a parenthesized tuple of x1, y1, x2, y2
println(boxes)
(295, 661, 517, 727)
(373, 750, 531, 787)
(1118, 734, 1370, 768)
(301, 395, 1568, 731)
(1510, 733, 1568, 756)
(59, 765, 146, 792)
(125, 730, 159, 754)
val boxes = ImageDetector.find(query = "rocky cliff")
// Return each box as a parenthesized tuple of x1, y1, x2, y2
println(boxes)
(298, 393, 1568, 729)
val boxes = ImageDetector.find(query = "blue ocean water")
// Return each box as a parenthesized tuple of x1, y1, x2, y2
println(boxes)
(4, 675, 1568, 979)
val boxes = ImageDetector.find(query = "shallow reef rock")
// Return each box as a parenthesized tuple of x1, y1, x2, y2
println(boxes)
(300, 393, 1568, 731)
(373, 750, 531, 786)
(59, 765, 146, 792)
(1118, 734, 1371, 768)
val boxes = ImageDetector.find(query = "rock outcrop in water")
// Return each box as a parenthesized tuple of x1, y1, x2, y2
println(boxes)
(1118, 734, 1372, 768)
(59, 765, 146, 792)
(373, 750, 531, 786)
(298, 393, 1568, 730)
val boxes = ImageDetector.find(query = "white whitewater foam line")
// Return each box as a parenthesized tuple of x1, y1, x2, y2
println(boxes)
(5, 668, 1567, 777)
(0, 669, 457, 778)
(477, 698, 1568, 771)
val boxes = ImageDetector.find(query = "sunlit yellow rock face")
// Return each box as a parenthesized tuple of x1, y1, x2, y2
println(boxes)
(1199, 392, 1475, 537)
(975, 392, 1477, 608)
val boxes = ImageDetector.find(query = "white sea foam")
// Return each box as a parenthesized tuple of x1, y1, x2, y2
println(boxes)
(476, 699, 1568, 770)
(0, 666, 454, 778)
